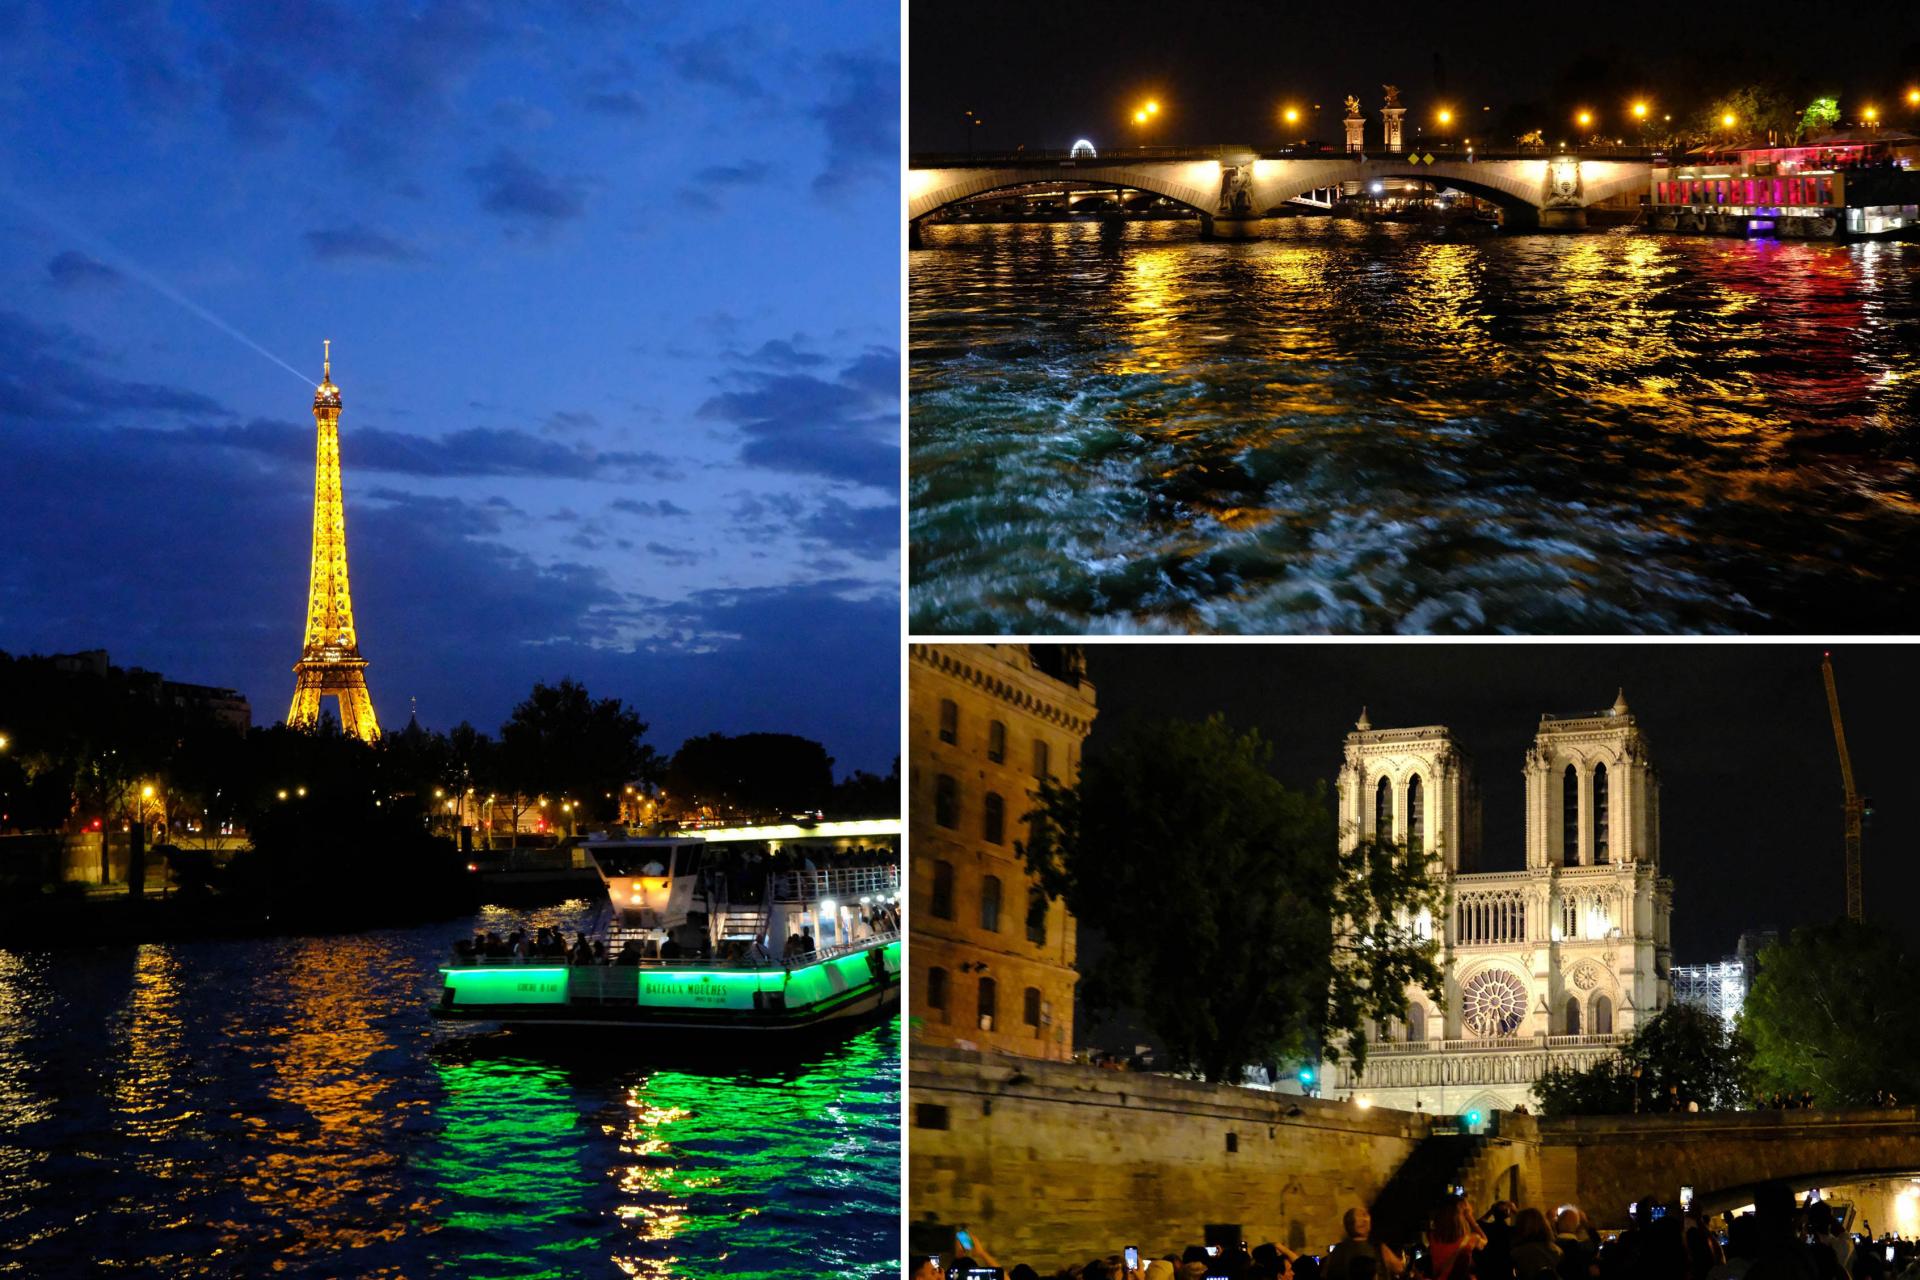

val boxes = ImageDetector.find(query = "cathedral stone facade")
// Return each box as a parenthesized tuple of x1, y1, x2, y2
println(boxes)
(1325, 692, 1674, 1117)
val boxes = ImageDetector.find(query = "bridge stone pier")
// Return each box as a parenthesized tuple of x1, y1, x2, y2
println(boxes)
(908, 150, 1653, 242)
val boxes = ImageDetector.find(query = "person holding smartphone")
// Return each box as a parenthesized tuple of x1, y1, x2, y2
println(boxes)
(952, 1225, 1001, 1274)
(1325, 1206, 1406, 1279)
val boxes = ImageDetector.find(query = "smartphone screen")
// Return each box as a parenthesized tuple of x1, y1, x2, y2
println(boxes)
(1206, 1245, 1220, 1257)
(1125, 1246, 1140, 1269)
(1889, 1246, 1899, 1263)
(956, 1229, 974, 1252)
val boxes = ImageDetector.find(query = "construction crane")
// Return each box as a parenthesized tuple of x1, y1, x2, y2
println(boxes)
(1820, 652, 1864, 922)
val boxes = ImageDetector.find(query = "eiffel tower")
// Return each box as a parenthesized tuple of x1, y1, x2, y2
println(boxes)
(287, 340, 380, 740)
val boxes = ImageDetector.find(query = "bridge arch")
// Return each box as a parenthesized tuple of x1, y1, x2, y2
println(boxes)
(909, 162, 1225, 225)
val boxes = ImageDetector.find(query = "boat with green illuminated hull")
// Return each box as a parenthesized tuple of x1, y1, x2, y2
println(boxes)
(432, 820, 901, 1034)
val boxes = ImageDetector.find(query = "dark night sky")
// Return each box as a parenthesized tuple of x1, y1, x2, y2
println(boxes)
(0, 1, 898, 773)
(909, 1, 1920, 153)
(1081, 642, 1920, 965)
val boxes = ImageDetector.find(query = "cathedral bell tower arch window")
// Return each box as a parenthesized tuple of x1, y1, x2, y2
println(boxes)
(1407, 774, 1425, 857)
(1563, 764, 1579, 866)
(1591, 992, 1613, 1035)
(1375, 776, 1393, 842)
(1593, 763, 1610, 864)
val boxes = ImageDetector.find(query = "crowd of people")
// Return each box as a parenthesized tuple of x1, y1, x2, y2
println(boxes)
(918, 1187, 1920, 1280)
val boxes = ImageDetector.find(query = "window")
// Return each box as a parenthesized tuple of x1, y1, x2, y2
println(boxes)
(930, 860, 954, 920)
(977, 977, 997, 1031)
(1375, 775, 1392, 839)
(1023, 986, 1041, 1029)
(1406, 774, 1425, 857)
(928, 966, 949, 1019)
(983, 792, 1005, 845)
(1564, 995, 1581, 1035)
(915, 1103, 950, 1130)
(935, 773, 958, 828)
(1591, 993, 1613, 1036)
(1033, 738, 1051, 780)
(979, 875, 1002, 932)
(988, 720, 1006, 764)
(1026, 887, 1048, 945)
(938, 698, 958, 745)
(1593, 764, 1610, 864)
(1563, 765, 1579, 866)
(1408, 1004, 1427, 1041)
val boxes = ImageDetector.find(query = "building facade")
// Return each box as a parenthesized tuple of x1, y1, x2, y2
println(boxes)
(909, 644, 1097, 1062)
(1327, 692, 1674, 1116)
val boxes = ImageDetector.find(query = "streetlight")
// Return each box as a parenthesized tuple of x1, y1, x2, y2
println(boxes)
(1283, 106, 1300, 125)
(1863, 106, 1880, 126)
(1721, 111, 1737, 130)
(1631, 101, 1648, 120)
(1576, 110, 1593, 129)
(1909, 88, 1920, 108)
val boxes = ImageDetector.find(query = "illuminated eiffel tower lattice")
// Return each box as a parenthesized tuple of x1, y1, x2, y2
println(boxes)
(287, 340, 380, 740)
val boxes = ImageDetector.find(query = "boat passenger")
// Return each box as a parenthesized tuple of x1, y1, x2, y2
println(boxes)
(591, 939, 608, 963)
(660, 936, 684, 960)
(614, 941, 643, 966)
(570, 934, 594, 965)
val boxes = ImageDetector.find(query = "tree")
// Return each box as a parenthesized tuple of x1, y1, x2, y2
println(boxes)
(1800, 96, 1840, 140)
(1019, 715, 1442, 1083)
(498, 679, 655, 825)
(1693, 84, 1799, 147)
(1537, 1002, 1749, 1116)
(664, 732, 836, 818)
(1740, 920, 1920, 1107)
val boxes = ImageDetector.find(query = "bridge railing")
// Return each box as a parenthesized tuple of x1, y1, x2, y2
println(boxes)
(910, 144, 1668, 168)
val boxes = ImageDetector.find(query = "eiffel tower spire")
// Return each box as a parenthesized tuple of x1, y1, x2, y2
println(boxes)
(287, 340, 379, 740)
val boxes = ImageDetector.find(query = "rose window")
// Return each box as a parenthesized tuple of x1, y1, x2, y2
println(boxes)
(1461, 969, 1527, 1037)
(1571, 962, 1600, 991)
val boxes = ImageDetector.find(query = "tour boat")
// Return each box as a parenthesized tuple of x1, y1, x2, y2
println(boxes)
(432, 819, 901, 1034)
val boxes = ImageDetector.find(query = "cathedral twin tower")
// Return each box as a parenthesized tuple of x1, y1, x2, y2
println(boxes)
(1329, 694, 1674, 1114)
(286, 341, 380, 741)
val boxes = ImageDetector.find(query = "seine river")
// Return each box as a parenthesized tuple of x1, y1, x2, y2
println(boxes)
(0, 903, 899, 1279)
(909, 219, 1920, 633)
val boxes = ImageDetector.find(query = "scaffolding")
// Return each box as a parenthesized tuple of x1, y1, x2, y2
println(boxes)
(1670, 959, 1747, 1032)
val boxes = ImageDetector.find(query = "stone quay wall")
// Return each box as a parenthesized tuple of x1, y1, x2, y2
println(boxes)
(911, 1046, 1434, 1267)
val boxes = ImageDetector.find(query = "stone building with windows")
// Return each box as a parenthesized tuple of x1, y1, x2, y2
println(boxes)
(1326, 691, 1674, 1117)
(909, 643, 1097, 1062)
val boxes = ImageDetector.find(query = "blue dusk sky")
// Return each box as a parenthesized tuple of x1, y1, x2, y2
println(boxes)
(0, 1, 900, 773)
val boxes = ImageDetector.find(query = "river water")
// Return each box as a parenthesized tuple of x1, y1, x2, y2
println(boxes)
(909, 219, 1920, 633)
(0, 902, 899, 1279)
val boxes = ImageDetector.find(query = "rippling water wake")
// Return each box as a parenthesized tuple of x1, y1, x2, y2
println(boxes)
(0, 903, 899, 1279)
(909, 219, 1920, 633)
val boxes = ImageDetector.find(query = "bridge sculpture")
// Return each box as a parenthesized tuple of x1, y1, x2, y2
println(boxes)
(908, 147, 1655, 242)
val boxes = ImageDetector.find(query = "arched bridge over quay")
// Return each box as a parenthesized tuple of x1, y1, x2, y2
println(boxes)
(1471, 1109, 1920, 1228)
(908, 147, 1655, 240)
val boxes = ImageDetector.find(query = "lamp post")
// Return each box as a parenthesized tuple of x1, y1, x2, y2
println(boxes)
(1132, 98, 1160, 149)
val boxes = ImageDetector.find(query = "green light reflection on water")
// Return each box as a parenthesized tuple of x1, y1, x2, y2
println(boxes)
(424, 1017, 899, 1280)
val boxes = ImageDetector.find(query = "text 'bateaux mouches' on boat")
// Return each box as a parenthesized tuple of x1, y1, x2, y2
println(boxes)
(432, 819, 902, 1035)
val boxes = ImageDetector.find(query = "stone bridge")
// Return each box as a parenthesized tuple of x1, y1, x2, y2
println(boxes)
(910, 1048, 1920, 1268)
(1529, 1108, 1920, 1220)
(908, 149, 1654, 238)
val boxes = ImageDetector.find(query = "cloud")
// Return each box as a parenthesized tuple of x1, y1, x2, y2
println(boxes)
(697, 347, 899, 490)
(467, 147, 587, 227)
(0, 310, 227, 423)
(611, 498, 690, 518)
(733, 339, 828, 370)
(645, 540, 701, 567)
(800, 498, 898, 561)
(545, 409, 600, 434)
(661, 27, 765, 98)
(696, 164, 763, 186)
(173, 417, 682, 482)
(811, 53, 897, 195)
(584, 90, 647, 118)
(214, 56, 324, 144)
(46, 250, 125, 290)
(304, 224, 425, 263)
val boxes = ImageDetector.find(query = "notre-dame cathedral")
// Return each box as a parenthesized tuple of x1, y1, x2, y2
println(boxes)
(1323, 691, 1674, 1117)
